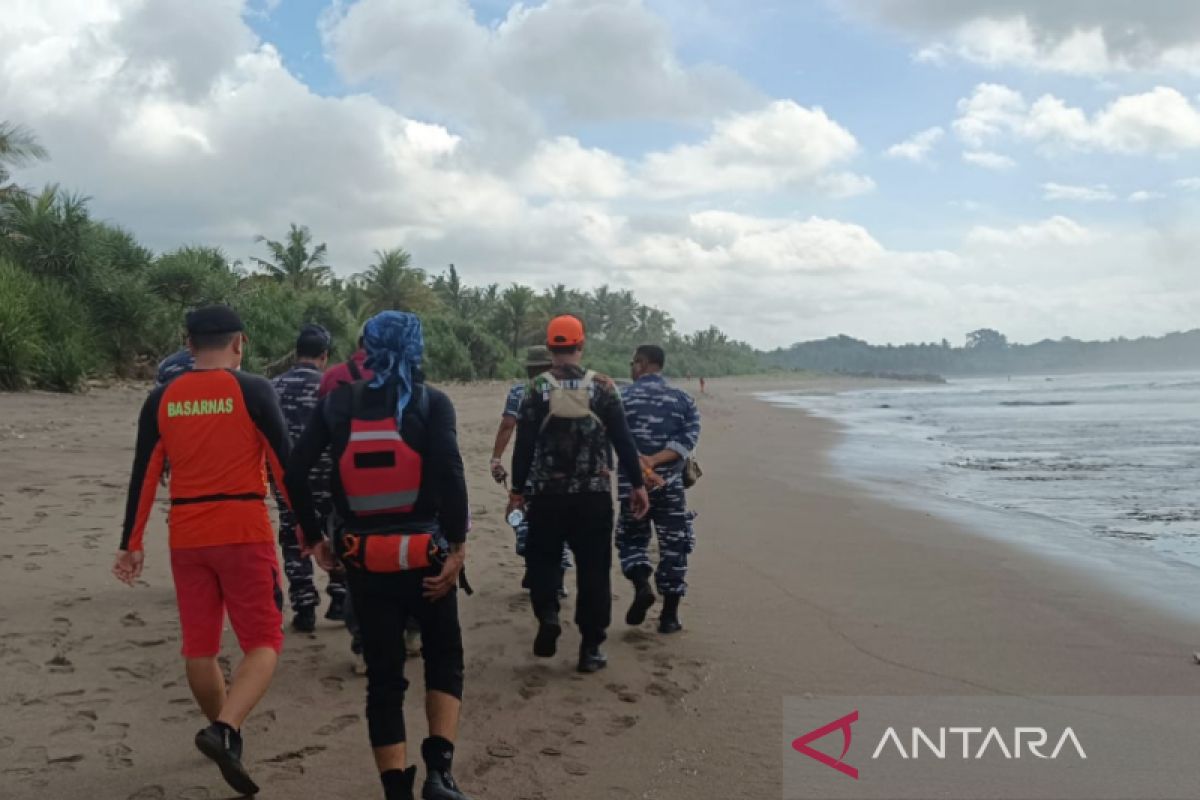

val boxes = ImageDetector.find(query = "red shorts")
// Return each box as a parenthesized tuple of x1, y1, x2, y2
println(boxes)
(170, 542, 284, 658)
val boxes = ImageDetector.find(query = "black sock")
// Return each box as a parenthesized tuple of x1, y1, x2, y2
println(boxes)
(421, 736, 454, 773)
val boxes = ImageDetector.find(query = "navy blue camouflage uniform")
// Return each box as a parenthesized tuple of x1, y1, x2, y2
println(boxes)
(502, 382, 571, 571)
(271, 363, 346, 611)
(155, 348, 194, 387)
(617, 374, 700, 596)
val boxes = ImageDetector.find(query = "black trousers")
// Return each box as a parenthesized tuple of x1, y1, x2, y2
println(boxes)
(525, 492, 613, 646)
(346, 570, 464, 748)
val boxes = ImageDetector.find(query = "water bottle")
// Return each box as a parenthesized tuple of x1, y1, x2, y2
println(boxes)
(507, 508, 525, 528)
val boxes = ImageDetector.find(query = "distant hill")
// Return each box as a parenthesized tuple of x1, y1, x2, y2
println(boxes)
(762, 329, 1200, 376)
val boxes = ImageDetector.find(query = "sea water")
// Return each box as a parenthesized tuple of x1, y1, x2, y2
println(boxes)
(764, 371, 1200, 621)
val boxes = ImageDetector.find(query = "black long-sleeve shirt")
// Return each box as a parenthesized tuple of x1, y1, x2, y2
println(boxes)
(511, 364, 645, 496)
(284, 381, 468, 547)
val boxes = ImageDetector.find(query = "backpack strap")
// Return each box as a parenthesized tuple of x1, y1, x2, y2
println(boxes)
(347, 358, 362, 381)
(350, 379, 367, 416)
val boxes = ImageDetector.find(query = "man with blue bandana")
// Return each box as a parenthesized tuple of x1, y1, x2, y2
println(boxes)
(617, 344, 701, 634)
(286, 312, 472, 800)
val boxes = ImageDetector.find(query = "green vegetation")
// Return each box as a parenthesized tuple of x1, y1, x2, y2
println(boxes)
(765, 328, 1200, 376)
(0, 123, 756, 392)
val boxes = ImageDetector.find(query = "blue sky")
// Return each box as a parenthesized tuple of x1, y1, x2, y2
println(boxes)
(6, 0, 1200, 347)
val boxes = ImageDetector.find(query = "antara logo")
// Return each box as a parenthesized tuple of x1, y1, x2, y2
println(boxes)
(792, 711, 1088, 780)
(792, 710, 860, 779)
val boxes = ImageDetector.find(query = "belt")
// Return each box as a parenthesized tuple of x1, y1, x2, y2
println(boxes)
(171, 493, 266, 506)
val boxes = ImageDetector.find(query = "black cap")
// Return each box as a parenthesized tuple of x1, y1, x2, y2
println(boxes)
(186, 305, 244, 337)
(296, 323, 331, 353)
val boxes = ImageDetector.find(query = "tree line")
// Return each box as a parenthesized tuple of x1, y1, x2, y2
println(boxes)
(0, 123, 757, 392)
(764, 328, 1200, 376)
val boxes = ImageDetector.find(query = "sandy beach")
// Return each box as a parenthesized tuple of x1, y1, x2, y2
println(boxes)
(2, 375, 1199, 800)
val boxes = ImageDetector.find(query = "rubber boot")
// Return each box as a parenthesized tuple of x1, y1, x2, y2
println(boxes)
(625, 565, 656, 626)
(421, 736, 471, 800)
(659, 594, 683, 634)
(381, 766, 417, 800)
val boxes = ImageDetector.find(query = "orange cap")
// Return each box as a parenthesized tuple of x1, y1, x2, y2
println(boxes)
(547, 315, 585, 347)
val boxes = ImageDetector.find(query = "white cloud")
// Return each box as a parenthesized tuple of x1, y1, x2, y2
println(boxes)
(966, 216, 1096, 248)
(885, 126, 944, 162)
(638, 100, 862, 197)
(320, 0, 760, 141)
(953, 83, 1026, 149)
(1042, 182, 1117, 202)
(518, 136, 630, 199)
(962, 150, 1015, 170)
(952, 83, 1200, 156)
(840, 1, 1200, 75)
(1128, 190, 1164, 203)
(1175, 177, 1200, 190)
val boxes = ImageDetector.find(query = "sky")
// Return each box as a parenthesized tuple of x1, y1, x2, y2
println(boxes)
(4, 0, 1200, 349)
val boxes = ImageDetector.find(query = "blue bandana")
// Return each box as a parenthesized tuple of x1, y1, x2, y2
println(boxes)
(363, 311, 424, 420)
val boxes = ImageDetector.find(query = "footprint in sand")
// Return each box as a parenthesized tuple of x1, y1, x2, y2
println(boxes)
(320, 675, 345, 692)
(120, 612, 146, 628)
(261, 745, 326, 764)
(315, 714, 359, 736)
(127, 786, 165, 800)
(101, 742, 134, 769)
(97, 722, 130, 741)
(486, 743, 518, 759)
(605, 714, 638, 737)
(176, 788, 211, 799)
(563, 761, 589, 776)
(47, 654, 74, 673)
(604, 683, 640, 703)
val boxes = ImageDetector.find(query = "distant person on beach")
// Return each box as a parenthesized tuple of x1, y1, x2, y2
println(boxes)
(114, 305, 290, 797)
(618, 345, 701, 633)
(286, 311, 472, 800)
(489, 344, 571, 595)
(509, 315, 650, 673)
(270, 324, 346, 633)
(699, 376, 707, 394)
(155, 346, 194, 387)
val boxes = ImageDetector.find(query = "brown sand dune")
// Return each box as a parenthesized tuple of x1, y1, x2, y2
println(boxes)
(0, 377, 1197, 799)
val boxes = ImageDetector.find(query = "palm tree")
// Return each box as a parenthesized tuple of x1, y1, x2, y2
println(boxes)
(495, 284, 538, 356)
(0, 185, 92, 283)
(251, 223, 331, 290)
(432, 264, 468, 317)
(358, 247, 438, 315)
(0, 122, 48, 198)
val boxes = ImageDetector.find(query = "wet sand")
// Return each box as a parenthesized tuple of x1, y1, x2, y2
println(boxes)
(0, 376, 1198, 799)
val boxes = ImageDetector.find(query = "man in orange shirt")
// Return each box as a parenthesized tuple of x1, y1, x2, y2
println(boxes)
(114, 305, 291, 797)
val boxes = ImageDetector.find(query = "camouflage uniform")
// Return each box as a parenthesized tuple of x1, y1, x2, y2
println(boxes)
(155, 348, 194, 387)
(271, 363, 345, 611)
(617, 374, 700, 596)
(502, 382, 571, 570)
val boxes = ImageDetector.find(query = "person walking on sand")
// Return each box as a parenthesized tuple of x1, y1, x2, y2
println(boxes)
(285, 311, 472, 800)
(618, 345, 701, 633)
(271, 324, 347, 633)
(489, 345, 572, 595)
(509, 315, 651, 673)
(114, 305, 290, 797)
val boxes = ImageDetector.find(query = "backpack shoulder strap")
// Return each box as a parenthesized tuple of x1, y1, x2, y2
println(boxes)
(349, 380, 366, 417)
(347, 358, 362, 381)
(414, 384, 430, 423)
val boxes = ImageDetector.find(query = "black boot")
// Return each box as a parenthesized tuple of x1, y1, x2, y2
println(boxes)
(421, 736, 470, 800)
(325, 593, 346, 622)
(577, 642, 608, 673)
(194, 722, 259, 796)
(381, 766, 417, 800)
(625, 565, 656, 626)
(659, 594, 683, 634)
(291, 606, 316, 633)
(533, 613, 561, 658)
